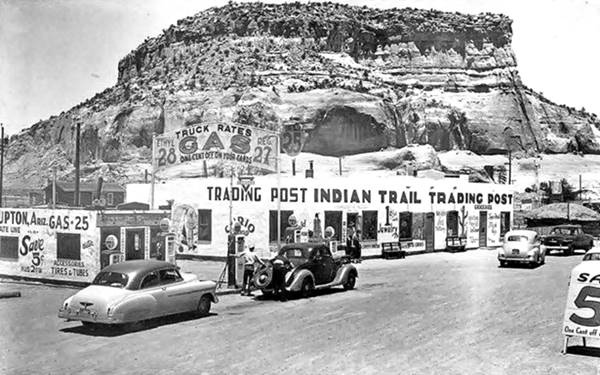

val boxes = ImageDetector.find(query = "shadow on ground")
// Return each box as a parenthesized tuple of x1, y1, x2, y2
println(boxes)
(59, 312, 217, 337)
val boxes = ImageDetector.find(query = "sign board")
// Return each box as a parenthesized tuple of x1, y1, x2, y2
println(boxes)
(105, 234, 119, 251)
(562, 262, 600, 349)
(281, 124, 306, 157)
(154, 123, 278, 172)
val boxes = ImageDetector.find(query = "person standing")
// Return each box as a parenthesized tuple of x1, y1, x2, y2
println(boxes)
(352, 229, 362, 263)
(271, 253, 292, 302)
(346, 227, 355, 259)
(237, 242, 265, 296)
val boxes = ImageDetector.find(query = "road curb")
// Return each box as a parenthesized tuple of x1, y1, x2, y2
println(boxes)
(0, 291, 21, 299)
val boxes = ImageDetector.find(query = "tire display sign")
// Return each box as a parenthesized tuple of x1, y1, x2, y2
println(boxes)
(563, 262, 600, 338)
(154, 123, 278, 172)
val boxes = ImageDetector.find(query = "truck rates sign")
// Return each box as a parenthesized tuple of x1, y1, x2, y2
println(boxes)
(154, 123, 278, 172)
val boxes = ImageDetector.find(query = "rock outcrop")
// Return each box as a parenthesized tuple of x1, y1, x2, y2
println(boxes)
(5, 2, 600, 189)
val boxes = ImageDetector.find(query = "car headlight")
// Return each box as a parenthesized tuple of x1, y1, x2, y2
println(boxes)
(62, 296, 73, 310)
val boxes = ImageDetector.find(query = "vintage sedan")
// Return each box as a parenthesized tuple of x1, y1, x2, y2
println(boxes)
(58, 260, 218, 328)
(253, 242, 358, 298)
(498, 229, 546, 267)
(543, 224, 594, 255)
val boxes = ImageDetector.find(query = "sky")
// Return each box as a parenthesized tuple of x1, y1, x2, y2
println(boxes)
(0, 0, 598, 136)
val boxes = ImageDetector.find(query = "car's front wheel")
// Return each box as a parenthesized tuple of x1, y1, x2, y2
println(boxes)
(196, 295, 212, 317)
(344, 272, 356, 290)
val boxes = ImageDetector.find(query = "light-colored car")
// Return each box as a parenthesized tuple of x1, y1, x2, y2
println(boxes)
(498, 229, 546, 267)
(58, 260, 218, 328)
(582, 247, 600, 261)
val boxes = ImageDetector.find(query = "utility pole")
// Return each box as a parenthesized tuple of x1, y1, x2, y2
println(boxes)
(507, 149, 512, 185)
(74, 121, 81, 206)
(579, 174, 582, 201)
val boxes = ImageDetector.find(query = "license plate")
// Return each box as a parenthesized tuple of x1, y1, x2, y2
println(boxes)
(512, 249, 519, 255)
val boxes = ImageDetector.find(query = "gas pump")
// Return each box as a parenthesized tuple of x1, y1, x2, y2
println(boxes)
(157, 218, 177, 265)
(234, 234, 246, 287)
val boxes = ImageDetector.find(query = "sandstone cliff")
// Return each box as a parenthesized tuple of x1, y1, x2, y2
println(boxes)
(6, 2, 600, 190)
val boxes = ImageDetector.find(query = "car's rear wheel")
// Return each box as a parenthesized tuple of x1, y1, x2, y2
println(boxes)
(344, 272, 356, 290)
(196, 295, 211, 317)
(300, 278, 314, 298)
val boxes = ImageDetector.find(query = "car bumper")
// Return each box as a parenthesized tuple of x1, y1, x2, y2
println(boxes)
(58, 307, 125, 324)
(498, 254, 536, 263)
(545, 245, 570, 251)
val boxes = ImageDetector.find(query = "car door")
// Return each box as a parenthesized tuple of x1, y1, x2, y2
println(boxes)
(573, 228, 585, 249)
(310, 248, 327, 285)
(138, 271, 169, 319)
(158, 268, 196, 314)
(320, 247, 336, 284)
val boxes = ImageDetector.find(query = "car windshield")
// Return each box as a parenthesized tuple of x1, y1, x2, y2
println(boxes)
(551, 228, 576, 235)
(584, 253, 600, 261)
(506, 235, 529, 242)
(92, 272, 129, 288)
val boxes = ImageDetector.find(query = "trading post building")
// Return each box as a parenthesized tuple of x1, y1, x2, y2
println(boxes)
(128, 175, 514, 259)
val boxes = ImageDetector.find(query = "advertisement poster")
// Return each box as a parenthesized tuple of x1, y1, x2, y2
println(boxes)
(563, 262, 600, 339)
(154, 123, 278, 172)
(0, 208, 98, 283)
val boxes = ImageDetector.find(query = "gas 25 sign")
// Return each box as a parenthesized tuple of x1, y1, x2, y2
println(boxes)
(563, 268, 600, 338)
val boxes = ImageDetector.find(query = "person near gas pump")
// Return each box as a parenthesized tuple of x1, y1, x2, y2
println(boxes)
(236, 242, 265, 296)
(271, 252, 293, 302)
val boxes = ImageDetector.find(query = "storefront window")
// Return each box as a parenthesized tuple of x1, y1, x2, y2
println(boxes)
(324, 211, 343, 241)
(0, 236, 18, 260)
(398, 212, 412, 239)
(362, 210, 377, 241)
(198, 209, 212, 242)
(269, 210, 293, 242)
(57, 233, 81, 260)
(447, 211, 459, 237)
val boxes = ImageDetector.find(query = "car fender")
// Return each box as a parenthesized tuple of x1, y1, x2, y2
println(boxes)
(286, 269, 314, 292)
(114, 294, 157, 323)
(195, 280, 219, 303)
(332, 264, 358, 285)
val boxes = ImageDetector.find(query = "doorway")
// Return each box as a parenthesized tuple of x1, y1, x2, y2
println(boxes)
(479, 211, 488, 248)
(125, 228, 146, 260)
(425, 213, 435, 252)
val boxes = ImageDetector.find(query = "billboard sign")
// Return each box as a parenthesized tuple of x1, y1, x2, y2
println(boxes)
(563, 262, 600, 347)
(154, 123, 278, 172)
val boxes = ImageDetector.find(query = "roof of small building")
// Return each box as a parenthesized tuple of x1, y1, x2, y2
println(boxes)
(45, 181, 125, 192)
(524, 203, 600, 222)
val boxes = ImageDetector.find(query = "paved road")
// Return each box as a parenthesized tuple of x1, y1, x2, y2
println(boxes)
(1, 250, 600, 375)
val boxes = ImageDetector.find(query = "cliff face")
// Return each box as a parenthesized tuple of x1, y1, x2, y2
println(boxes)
(6, 2, 600, 189)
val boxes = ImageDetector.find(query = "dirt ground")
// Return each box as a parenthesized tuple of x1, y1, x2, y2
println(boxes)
(2, 250, 600, 375)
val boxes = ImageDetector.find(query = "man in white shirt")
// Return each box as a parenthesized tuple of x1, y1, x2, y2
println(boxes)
(237, 242, 265, 296)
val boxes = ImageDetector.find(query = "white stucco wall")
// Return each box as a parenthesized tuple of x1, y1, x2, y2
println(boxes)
(128, 175, 514, 258)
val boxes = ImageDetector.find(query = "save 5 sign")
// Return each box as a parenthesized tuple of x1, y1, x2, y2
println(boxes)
(563, 262, 600, 345)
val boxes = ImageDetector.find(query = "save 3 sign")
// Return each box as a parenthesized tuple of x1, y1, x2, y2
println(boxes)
(562, 261, 600, 351)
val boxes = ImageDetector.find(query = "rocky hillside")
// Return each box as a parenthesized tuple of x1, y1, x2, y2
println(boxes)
(6, 2, 600, 190)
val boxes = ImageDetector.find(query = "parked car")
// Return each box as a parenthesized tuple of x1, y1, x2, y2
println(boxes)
(498, 229, 546, 267)
(542, 224, 594, 255)
(253, 243, 358, 298)
(582, 247, 600, 261)
(58, 260, 218, 328)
